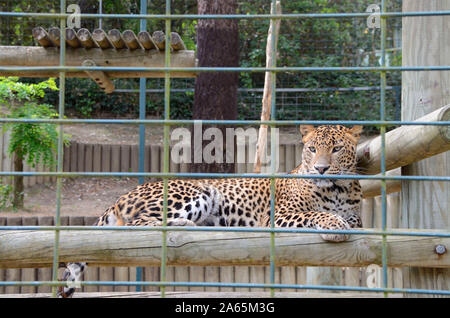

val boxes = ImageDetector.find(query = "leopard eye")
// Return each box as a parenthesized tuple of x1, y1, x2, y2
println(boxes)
(308, 146, 316, 153)
(332, 146, 343, 153)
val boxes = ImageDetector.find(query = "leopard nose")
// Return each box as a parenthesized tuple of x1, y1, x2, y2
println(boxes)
(314, 165, 330, 174)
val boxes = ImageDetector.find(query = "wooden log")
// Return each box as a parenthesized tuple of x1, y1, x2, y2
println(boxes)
(47, 27, 61, 47)
(170, 32, 186, 51)
(356, 105, 450, 175)
(0, 229, 448, 269)
(0, 46, 196, 78)
(254, 1, 282, 173)
(137, 31, 157, 50)
(360, 168, 402, 198)
(65, 28, 81, 48)
(82, 59, 115, 93)
(108, 29, 126, 49)
(77, 28, 99, 49)
(32, 27, 54, 47)
(92, 29, 113, 49)
(152, 30, 167, 50)
(122, 30, 142, 50)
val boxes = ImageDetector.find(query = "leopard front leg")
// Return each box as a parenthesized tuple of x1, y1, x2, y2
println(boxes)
(273, 205, 352, 242)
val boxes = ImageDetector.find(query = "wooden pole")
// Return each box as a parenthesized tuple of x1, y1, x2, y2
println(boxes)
(401, 0, 450, 296)
(77, 29, 99, 49)
(170, 32, 187, 51)
(152, 31, 167, 50)
(108, 29, 126, 49)
(0, 229, 448, 269)
(0, 46, 197, 78)
(253, 1, 281, 173)
(137, 31, 157, 50)
(65, 28, 81, 48)
(360, 168, 402, 198)
(122, 30, 143, 50)
(92, 29, 113, 49)
(31, 27, 54, 47)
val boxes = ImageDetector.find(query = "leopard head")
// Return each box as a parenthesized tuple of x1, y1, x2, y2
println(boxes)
(299, 125, 362, 187)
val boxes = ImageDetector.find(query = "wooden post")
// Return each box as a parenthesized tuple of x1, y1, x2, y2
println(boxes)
(401, 0, 450, 296)
(253, 0, 281, 173)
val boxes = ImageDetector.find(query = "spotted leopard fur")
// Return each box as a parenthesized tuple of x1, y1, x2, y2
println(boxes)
(58, 125, 363, 298)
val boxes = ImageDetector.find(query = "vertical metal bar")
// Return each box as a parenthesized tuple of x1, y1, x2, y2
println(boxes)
(160, 0, 171, 298)
(99, 0, 103, 29)
(135, 0, 148, 292)
(379, 0, 388, 297)
(51, 0, 66, 298)
(269, 0, 278, 299)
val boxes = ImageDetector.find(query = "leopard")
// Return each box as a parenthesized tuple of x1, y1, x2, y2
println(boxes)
(57, 124, 363, 298)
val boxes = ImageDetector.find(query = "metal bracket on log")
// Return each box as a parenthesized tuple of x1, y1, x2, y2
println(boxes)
(82, 59, 114, 93)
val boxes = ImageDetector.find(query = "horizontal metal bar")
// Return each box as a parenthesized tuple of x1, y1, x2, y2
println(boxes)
(0, 118, 449, 127)
(2, 66, 450, 73)
(0, 171, 449, 182)
(0, 280, 448, 296)
(114, 86, 399, 94)
(1, 225, 449, 239)
(0, 11, 449, 20)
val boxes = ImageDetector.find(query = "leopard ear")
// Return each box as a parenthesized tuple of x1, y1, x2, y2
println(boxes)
(299, 125, 315, 142)
(347, 125, 363, 141)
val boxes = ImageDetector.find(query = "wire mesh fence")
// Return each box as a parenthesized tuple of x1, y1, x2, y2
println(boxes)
(0, 0, 449, 298)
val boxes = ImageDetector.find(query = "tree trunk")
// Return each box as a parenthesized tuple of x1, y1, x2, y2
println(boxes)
(190, 0, 239, 173)
(13, 150, 24, 208)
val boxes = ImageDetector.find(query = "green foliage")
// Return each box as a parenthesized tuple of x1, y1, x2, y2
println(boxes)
(0, 183, 12, 210)
(0, 77, 66, 168)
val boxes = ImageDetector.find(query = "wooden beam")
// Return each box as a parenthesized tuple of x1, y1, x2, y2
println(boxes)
(356, 105, 450, 175)
(82, 59, 114, 93)
(0, 46, 197, 78)
(0, 229, 448, 269)
(360, 168, 402, 198)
